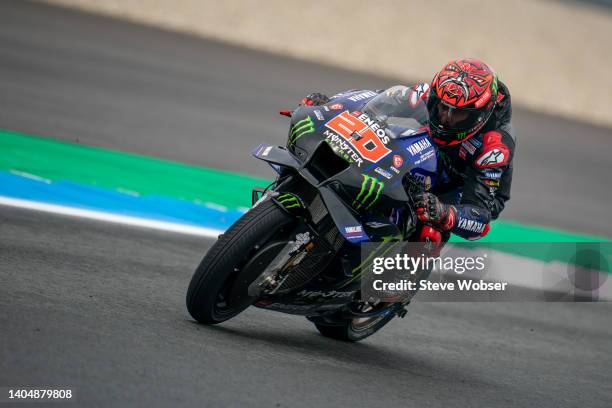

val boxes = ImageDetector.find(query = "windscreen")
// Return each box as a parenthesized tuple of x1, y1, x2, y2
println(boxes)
(362, 85, 429, 138)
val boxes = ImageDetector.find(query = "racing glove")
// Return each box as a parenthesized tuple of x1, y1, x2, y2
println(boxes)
(300, 92, 330, 106)
(414, 192, 456, 232)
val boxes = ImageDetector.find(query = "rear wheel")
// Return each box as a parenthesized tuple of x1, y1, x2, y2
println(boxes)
(310, 303, 398, 342)
(186, 199, 293, 324)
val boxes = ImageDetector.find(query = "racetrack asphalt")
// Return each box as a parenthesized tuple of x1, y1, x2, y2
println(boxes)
(1, 1, 611, 407)
(2, 206, 611, 407)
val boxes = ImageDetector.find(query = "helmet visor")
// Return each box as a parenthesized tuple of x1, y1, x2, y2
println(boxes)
(427, 94, 489, 143)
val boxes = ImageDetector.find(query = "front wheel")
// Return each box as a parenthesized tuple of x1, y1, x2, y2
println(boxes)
(186, 199, 293, 324)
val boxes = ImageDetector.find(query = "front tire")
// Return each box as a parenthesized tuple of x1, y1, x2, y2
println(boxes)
(186, 199, 292, 324)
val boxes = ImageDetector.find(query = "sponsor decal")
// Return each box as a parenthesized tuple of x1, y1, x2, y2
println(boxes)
(406, 138, 433, 156)
(459, 147, 467, 159)
(392, 154, 404, 168)
(323, 105, 330, 112)
(474, 88, 492, 108)
(484, 179, 500, 187)
(289, 116, 315, 145)
(374, 167, 393, 180)
(484, 170, 502, 179)
(353, 174, 384, 210)
(476, 131, 509, 167)
(461, 140, 477, 155)
(470, 137, 482, 148)
(277, 192, 304, 210)
(475, 148, 508, 168)
(313, 109, 324, 121)
(344, 225, 364, 239)
(389, 166, 400, 175)
(262, 146, 273, 156)
(323, 130, 364, 167)
(330, 103, 344, 110)
(345, 226, 363, 233)
(355, 112, 390, 143)
(414, 148, 436, 166)
(325, 111, 391, 163)
(347, 90, 378, 102)
(296, 289, 354, 299)
(457, 218, 486, 233)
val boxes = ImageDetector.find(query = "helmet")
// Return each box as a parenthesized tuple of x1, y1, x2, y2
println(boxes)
(427, 59, 498, 147)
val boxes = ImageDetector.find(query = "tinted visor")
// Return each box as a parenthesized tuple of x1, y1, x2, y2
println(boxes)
(427, 94, 491, 145)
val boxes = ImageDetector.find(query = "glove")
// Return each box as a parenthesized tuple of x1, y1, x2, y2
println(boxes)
(300, 92, 330, 106)
(414, 192, 456, 231)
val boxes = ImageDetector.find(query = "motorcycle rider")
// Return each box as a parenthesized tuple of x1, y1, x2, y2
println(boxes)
(300, 58, 515, 241)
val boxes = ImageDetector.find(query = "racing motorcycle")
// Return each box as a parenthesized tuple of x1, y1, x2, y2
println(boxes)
(186, 86, 440, 341)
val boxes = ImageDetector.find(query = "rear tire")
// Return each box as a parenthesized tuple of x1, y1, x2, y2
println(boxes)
(311, 306, 397, 342)
(186, 199, 292, 324)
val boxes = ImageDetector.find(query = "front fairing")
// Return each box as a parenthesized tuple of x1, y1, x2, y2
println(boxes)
(286, 87, 438, 213)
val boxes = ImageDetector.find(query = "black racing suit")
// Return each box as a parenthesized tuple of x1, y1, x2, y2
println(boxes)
(422, 81, 516, 240)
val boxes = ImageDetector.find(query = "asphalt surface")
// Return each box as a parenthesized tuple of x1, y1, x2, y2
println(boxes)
(2, 206, 611, 407)
(1, 1, 612, 407)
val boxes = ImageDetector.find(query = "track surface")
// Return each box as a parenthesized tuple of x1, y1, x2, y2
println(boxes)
(2, 207, 611, 407)
(1, 2, 611, 407)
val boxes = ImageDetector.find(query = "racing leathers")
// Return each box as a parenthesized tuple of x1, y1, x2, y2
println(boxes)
(424, 80, 515, 240)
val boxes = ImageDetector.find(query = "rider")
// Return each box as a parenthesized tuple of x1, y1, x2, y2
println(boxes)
(300, 58, 515, 241)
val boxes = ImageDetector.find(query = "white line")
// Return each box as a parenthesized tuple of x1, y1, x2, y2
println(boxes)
(0, 196, 224, 238)
(9, 170, 52, 184)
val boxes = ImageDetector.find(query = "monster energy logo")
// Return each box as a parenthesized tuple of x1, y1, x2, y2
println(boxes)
(278, 193, 303, 209)
(353, 175, 384, 210)
(491, 74, 499, 96)
(289, 117, 315, 145)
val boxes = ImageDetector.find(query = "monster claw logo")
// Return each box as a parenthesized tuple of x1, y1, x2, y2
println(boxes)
(277, 193, 303, 210)
(353, 175, 384, 210)
(289, 117, 315, 145)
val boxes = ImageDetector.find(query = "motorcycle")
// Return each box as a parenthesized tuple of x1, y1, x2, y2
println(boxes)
(186, 86, 440, 341)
